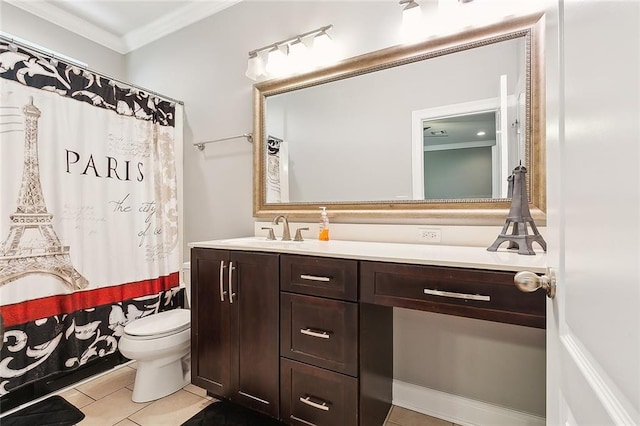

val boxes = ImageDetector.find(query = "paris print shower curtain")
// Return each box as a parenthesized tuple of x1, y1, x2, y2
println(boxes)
(0, 41, 182, 395)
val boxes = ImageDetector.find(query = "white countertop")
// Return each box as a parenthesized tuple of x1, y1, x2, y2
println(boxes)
(189, 237, 547, 273)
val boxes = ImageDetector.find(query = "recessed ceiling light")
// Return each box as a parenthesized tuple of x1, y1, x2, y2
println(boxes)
(477, 131, 486, 136)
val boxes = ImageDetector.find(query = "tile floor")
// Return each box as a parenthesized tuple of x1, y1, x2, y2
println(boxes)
(52, 363, 459, 426)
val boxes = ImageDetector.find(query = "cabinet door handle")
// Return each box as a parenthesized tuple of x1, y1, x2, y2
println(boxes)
(299, 395, 330, 411)
(300, 328, 331, 339)
(219, 260, 228, 302)
(229, 261, 236, 303)
(423, 288, 491, 302)
(300, 274, 331, 282)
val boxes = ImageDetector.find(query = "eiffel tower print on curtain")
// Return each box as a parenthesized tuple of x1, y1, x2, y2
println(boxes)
(0, 97, 88, 290)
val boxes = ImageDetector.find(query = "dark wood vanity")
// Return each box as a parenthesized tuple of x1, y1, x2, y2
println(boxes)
(190, 243, 545, 425)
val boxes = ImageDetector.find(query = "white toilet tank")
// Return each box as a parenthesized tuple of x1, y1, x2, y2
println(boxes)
(182, 261, 191, 308)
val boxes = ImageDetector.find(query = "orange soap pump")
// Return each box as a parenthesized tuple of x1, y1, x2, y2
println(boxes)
(318, 207, 330, 241)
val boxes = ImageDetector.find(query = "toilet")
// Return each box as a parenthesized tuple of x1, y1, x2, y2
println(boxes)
(118, 263, 192, 403)
(119, 309, 191, 402)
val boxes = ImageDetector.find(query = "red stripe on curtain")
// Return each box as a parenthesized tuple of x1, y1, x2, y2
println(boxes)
(1, 272, 179, 327)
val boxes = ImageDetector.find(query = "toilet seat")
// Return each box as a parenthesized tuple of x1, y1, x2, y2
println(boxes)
(124, 309, 190, 340)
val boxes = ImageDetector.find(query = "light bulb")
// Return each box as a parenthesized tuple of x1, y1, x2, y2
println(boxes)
(402, 2, 422, 26)
(438, 0, 458, 15)
(245, 52, 266, 81)
(265, 45, 289, 77)
(401, 1, 424, 42)
(313, 31, 335, 67)
(436, 0, 464, 35)
(288, 39, 310, 74)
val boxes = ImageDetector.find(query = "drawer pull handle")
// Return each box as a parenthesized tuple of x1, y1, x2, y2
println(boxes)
(219, 260, 228, 302)
(300, 328, 331, 339)
(229, 262, 236, 304)
(300, 274, 331, 282)
(423, 288, 491, 302)
(299, 395, 330, 411)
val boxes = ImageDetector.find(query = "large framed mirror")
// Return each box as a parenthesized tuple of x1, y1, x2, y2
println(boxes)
(253, 13, 545, 223)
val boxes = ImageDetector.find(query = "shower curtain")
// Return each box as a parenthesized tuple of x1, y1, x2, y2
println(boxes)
(0, 41, 182, 395)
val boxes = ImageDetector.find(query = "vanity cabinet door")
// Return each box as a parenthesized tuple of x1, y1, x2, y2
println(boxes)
(190, 248, 232, 397)
(229, 251, 280, 418)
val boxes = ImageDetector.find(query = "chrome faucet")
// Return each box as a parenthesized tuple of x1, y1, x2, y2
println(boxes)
(272, 215, 291, 241)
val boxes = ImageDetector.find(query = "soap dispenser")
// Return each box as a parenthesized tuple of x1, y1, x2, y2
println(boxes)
(318, 207, 330, 241)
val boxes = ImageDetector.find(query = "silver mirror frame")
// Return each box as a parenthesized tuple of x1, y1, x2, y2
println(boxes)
(253, 13, 545, 224)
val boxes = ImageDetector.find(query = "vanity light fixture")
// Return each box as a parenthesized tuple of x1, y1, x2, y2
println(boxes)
(265, 44, 289, 77)
(400, 0, 422, 25)
(427, 0, 479, 38)
(312, 28, 335, 66)
(245, 25, 334, 81)
(399, 0, 424, 42)
(245, 51, 267, 80)
(288, 38, 310, 73)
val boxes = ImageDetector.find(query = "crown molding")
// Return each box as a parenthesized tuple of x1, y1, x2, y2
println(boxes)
(123, 0, 242, 53)
(5, 0, 242, 55)
(5, 0, 128, 53)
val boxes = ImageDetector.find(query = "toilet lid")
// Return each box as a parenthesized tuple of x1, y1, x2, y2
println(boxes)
(124, 309, 190, 337)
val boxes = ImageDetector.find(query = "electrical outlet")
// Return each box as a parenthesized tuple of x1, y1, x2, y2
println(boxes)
(417, 228, 441, 243)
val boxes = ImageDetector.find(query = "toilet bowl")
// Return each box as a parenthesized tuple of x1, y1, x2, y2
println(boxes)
(119, 308, 191, 402)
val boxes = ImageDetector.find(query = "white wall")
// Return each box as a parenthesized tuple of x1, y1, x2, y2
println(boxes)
(396, 309, 545, 416)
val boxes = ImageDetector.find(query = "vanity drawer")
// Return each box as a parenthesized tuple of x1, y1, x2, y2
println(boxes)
(281, 293, 358, 376)
(281, 255, 358, 301)
(360, 261, 545, 328)
(280, 358, 358, 426)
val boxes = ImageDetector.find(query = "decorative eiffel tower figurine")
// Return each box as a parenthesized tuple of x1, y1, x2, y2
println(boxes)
(487, 164, 547, 255)
(0, 97, 88, 290)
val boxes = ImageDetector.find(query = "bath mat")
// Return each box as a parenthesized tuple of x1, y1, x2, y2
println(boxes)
(1, 395, 84, 426)
(181, 400, 287, 426)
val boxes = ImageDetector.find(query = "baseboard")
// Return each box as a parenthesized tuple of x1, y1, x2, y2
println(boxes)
(392, 380, 545, 426)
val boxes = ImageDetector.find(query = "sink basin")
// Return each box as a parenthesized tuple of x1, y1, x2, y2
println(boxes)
(216, 236, 304, 244)
(212, 236, 311, 250)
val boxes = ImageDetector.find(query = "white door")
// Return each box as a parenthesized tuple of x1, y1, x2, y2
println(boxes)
(544, 1, 639, 424)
